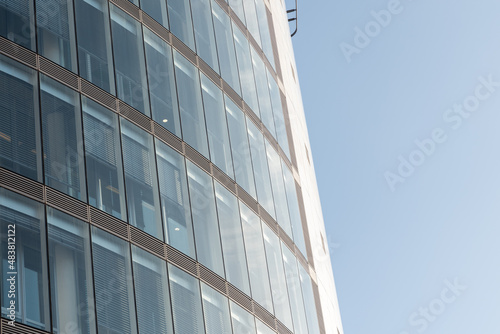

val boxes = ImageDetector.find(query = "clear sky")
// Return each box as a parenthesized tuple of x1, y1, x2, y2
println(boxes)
(292, 0, 500, 333)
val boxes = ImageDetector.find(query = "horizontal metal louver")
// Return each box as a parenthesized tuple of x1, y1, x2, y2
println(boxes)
(237, 184, 259, 213)
(0, 168, 44, 201)
(259, 204, 279, 233)
(227, 283, 253, 313)
(253, 303, 276, 330)
(184, 143, 211, 174)
(166, 244, 198, 276)
(296, 248, 309, 269)
(199, 264, 227, 295)
(276, 320, 294, 334)
(130, 225, 166, 259)
(39, 57, 79, 90)
(142, 13, 170, 42)
(171, 35, 197, 65)
(279, 225, 295, 253)
(119, 101, 152, 132)
(212, 165, 237, 194)
(153, 122, 183, 153)
(0, 37, 37, 68)
(197, 58, 221, 88)
(81, 79, 117, 111)
(222, 81, 243, 109)
(244, 101, 261, 127)
(89, 206, 129, 239)
(46, 188, 88, 221)
(1, 318, 49, 334)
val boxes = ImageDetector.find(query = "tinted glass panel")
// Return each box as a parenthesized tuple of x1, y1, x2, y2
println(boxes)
(187, 161, 225, 276)
(156, 139, 196, 258)
(0, 0, 35, 50)
(282, 244, 308, 334)
(36, 0, 77, 71)
(201, 74, 234, 178)
(225, 97, 256, 198)
(283, 164, 306, 255)
(0, 55, 42, 181)
(299, 264, 320, 334)
(0, 189, 50, 330)
(121, 119, 163, 239)
(168, 0, 195, 50)
(247, 119, 275, 218)
(230, 301, 256, 334)
(141, 0, 169, 27)
(168, 264, 205, 334)
(110, 5, 150, 115)
(254, 0, 274, 67)
(215, 183, 250, 295)
(174, 51, 210, 158)
(268, 72, 290, 159)
(144, 28, 181, 137)
(266, 141, 292, 236)
(191, 0, 219, 72)
(251, 47, 275, 138)
(201, 283, 232, 334)
(262, 223, 293, 329)
(242, 0, 261, 46)
(240, 202, 273, 312)
(41, 75, 86, 201)
(47, 208, 96, 334)
(74, 0, 115, 94)
(256, 319, 275, 334)
(92, 227, 137, 334)
(228, 0, 245, 24)
(132, 245, 174, 334)
(212, 1, 241, 94)
(83, 97, 127, 220)
(232, 23, 259, 115)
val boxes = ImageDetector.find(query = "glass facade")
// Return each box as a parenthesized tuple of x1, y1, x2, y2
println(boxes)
(0, 0, 330, 333)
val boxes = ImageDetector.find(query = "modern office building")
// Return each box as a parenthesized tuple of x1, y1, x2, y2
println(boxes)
(0, 0, 343, 333)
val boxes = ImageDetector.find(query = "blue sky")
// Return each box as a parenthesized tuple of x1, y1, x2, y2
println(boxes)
(292, 0, 500, 333)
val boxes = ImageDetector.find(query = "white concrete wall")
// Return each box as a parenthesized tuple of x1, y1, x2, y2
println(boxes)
(267, 1, 344, 333)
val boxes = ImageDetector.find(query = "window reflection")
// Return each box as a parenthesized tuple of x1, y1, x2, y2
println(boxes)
(201, 283, 233, 334)
(0, 0, 36, 50)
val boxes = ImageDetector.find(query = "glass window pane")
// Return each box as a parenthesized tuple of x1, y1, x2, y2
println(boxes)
(168, 0, 195, 50)
(215, 182, 250, 295)
(254, 0, 275, 68)
(299, 265, 321, 334)
(256, 319, 275, 334)
(251, 47, 275, 138)
(187, 160, 225, 277)
(174, 51, 209, 158)
(230, 301, 256, 334)
(282, 164, 306, 255)
(247, 119, 275, 218)
(144, 28, 181, 137)
(268, 72, 290, 159)
(156, 139, 196, 258)
(242, 0, 261, 46)
(92, 227, 137, 334)
(240, 202, 273, 313)
(233, 23, 259, 116)
(262, 223, 293, 329)
(225, 97, 256, 198)
(121, 119, 162, 239)
(141, 0, 169, 28)
(266, 140, 292, 236)
(201, 283, 232, 334)
(282, 243, 308, 334)
(191, 0, 219, 72)
(132, 245, 174, 334)
(36, 0, 77, 71)
(41, 74, 86, 201)
(74, 0, 115, 94)
(110, 4, 150, 115)
(0, 54, 42, 181)
(201, 74, 234, 178)
(228, 0, 245, 25)
(212, 1, 241, 95)
(83, 97, 127, 220)
(47, 208, 96, 334)
(0, 0, 35, 50)
(168, 264, 205, 334)
(0, 189, 50, 330)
